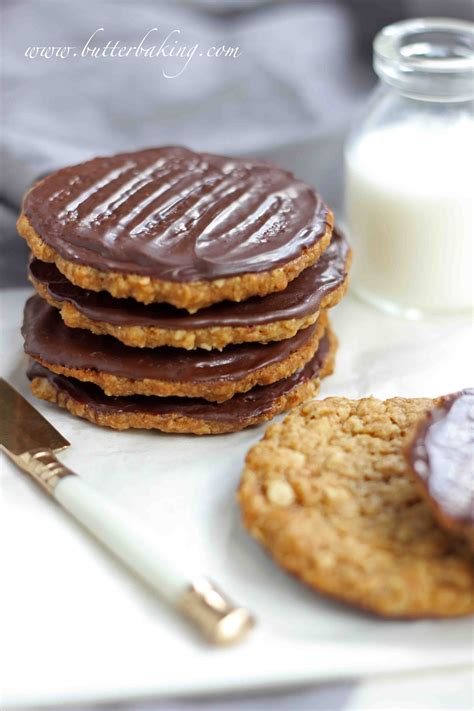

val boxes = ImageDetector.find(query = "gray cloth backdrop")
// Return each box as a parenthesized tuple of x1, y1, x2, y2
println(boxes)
(1, 0, 381, 287)
(2, 0, 472, 287)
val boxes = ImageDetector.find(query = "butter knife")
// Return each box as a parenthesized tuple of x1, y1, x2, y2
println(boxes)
(0, 378, 254, 644)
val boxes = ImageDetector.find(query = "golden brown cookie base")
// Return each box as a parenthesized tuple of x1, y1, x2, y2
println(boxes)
(31, 273, 348, 350)
(29, 328, 337, 435)
(31, 276, 315, 349)
(30, 375, 318, 435)
(18, 213, 334, 311)
(30, 314, 328, 401)
(238, 396, 474, 618)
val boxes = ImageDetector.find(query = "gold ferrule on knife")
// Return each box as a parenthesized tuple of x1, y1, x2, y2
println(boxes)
(15, 448, 75, 496)
(177, 576, 255, 645)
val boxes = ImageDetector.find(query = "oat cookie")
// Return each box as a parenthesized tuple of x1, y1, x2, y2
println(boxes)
(238, 396, 474, 617)
(19, 146, 333, 310)
(27, 327, 337, 435)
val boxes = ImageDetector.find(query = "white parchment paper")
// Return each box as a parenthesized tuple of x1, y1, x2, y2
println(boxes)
(1, 287, 472, 708)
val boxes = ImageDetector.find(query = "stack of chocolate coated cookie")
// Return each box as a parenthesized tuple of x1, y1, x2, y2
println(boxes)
(18, 146, 351, 435)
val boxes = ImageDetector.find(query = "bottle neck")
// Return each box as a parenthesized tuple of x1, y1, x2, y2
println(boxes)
(373, 18, 474, 103)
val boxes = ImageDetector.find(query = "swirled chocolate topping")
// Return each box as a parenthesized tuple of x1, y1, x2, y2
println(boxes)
(409, 389, 474, 529)
(22, 295, 319, 384)
(26, 332, 329, 424)
(23, 146, 332, 282)
(29, 229, 349, 329)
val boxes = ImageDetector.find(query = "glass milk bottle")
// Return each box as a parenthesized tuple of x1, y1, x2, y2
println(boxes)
(345, 18, 474, 318)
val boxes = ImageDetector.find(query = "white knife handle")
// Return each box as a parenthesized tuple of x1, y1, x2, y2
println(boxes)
(14, 448, 254, 644)
(54, 475, 188, 600)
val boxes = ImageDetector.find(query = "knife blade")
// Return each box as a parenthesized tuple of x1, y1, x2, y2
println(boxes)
(0, 378, 69, 455)
(0, 377, 254, 644)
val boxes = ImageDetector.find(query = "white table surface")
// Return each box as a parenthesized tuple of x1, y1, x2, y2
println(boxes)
(1, 287, 473, 711)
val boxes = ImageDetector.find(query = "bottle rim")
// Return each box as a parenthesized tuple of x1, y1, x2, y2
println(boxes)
(373, 18, 474, 101)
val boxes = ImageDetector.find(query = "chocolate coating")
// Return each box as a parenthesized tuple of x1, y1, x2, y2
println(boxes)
(26, 332, 329, 424)
(29, 229, 349, 329)
(22, 295, 318, 384)
(23, 146, 332, 282)
(409, 389, 474, 528)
